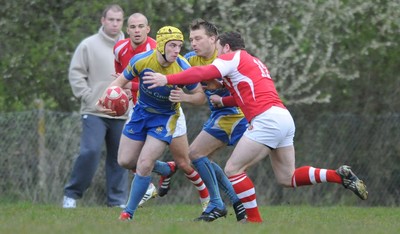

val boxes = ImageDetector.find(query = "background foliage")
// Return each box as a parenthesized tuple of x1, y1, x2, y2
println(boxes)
(0, 0, 399, 206)
(1, 0, 399, 113)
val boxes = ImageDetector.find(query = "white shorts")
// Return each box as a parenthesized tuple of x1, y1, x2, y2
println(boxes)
(243, 106, 295, 149)
(173, 107, 187, 138)
(126, 106, 186, 138)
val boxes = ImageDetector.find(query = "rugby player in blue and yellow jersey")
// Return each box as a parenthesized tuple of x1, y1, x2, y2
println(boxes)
(98, 26, 205, 220)
(183, 19, 248, 222)
(113, 13, 210, 210)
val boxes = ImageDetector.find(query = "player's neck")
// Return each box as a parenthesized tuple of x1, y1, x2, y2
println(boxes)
(156, 52, 172, 67)
(202, 48, 217, 60)
(130, 38, 146, 50)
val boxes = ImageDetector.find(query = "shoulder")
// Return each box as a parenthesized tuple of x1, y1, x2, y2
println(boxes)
(115, 38, 130, 48)
(114, 38, 130, 54)
(79, 33, 99, 44)
(131, 50, 155, 64)
(74, 33, 100, 52)
(184, 51, 197, 61)
(141, 37, 156, 51)
(147, 37, 157, 46)
(176, 55, 191, 70)
(218, 51, 241, 61)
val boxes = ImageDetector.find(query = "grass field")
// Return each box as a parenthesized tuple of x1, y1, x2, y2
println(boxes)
(1, 202, 399, 234)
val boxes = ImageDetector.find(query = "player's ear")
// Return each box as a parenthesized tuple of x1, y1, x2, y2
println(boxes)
(210, 35, 217, 43)
(223, 43, 230, 53)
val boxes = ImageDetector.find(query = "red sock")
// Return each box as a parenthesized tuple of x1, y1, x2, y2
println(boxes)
(229, 173, 262, 223)
(291, 166, 342, 187)
(185, 169, 209, 201)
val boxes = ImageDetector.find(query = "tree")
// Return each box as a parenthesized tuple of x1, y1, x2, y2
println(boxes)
(0, 0, 399, 114)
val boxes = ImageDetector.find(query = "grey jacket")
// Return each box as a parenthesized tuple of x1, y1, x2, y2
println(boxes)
(68, 26, 128, 119)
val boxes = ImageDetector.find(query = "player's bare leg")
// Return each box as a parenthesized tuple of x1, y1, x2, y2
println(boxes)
(165, 134, 210, 210)
(225, 136, 269, 223)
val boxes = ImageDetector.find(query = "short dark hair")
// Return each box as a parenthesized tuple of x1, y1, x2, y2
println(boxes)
(189, 18, 219, 37)
(217, 31, 245, 50)
(102, 4, 124, 18)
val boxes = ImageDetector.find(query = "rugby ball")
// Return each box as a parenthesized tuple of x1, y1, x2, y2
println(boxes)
(103, 86, 129, 116)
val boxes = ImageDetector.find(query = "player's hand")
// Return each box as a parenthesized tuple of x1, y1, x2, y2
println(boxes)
(202, 79, 224, 90)
(209, 94, 224, 108)
(143, 72, 168, 89)
(95, 99, 117, 116)
(169, 87, 186, 103)
(123, 88, 133, 100)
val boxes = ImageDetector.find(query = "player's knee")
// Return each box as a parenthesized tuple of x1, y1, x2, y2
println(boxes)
(175, 159, 189, 171)
(118, 156, 131, 169)
(224, 165, 238, 177)
(188, 148, 202, 161)
(276, 176, 292, 187)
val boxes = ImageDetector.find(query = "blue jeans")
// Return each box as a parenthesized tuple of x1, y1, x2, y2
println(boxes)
(64, 114, 128, 206)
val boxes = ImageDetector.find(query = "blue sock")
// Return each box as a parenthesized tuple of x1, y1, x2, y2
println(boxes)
(124, 174, 152, 217)
(152, 160, 172, 176)
(192, 156, 224, 212)
(212, 162, 240, 204)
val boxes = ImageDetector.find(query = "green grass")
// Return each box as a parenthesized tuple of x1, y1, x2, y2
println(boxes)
(1, 202, 399, 234)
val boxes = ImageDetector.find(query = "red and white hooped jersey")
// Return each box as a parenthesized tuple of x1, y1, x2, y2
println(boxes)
(212, 50, 285, 121)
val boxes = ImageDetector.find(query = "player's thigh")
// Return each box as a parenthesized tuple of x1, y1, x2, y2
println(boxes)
(169, 134, 191, 168)
(136, 135, 168, 176)
(189, 130, 225, 160)
(117, 134, 144, 169)
(269, 146, 295, 187)
(225, 136, 270, 176)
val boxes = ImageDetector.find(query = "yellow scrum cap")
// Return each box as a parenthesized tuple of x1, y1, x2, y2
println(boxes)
(156, 26, 184, 55)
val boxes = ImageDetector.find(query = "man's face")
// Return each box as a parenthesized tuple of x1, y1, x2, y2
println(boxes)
(189, 28, 216, 58)
(126, 15, 150, 46)
(101, 10, 123, 38)
(164, 40, 183, 63)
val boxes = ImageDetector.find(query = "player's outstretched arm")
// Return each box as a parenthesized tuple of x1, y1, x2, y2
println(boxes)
(144, 65, 222, 89)
(143, 72, 168, 89)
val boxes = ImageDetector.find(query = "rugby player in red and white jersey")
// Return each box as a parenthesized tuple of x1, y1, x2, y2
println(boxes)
(112, 13, 210, 212)
(114, 13, 156, 105)
(143, 31, 368, 223)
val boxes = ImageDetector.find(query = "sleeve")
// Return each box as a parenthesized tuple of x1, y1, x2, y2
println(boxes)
(221, 96, 238, 107)
(113, 44, 123, 73)
(123, 63, 136, 81)
(114, 58, 123, 74)
(131, 81, 139, 91)
(68, 42, 91, 101)
(167, 65, 221, 85)
(211, 56, 236, 77)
